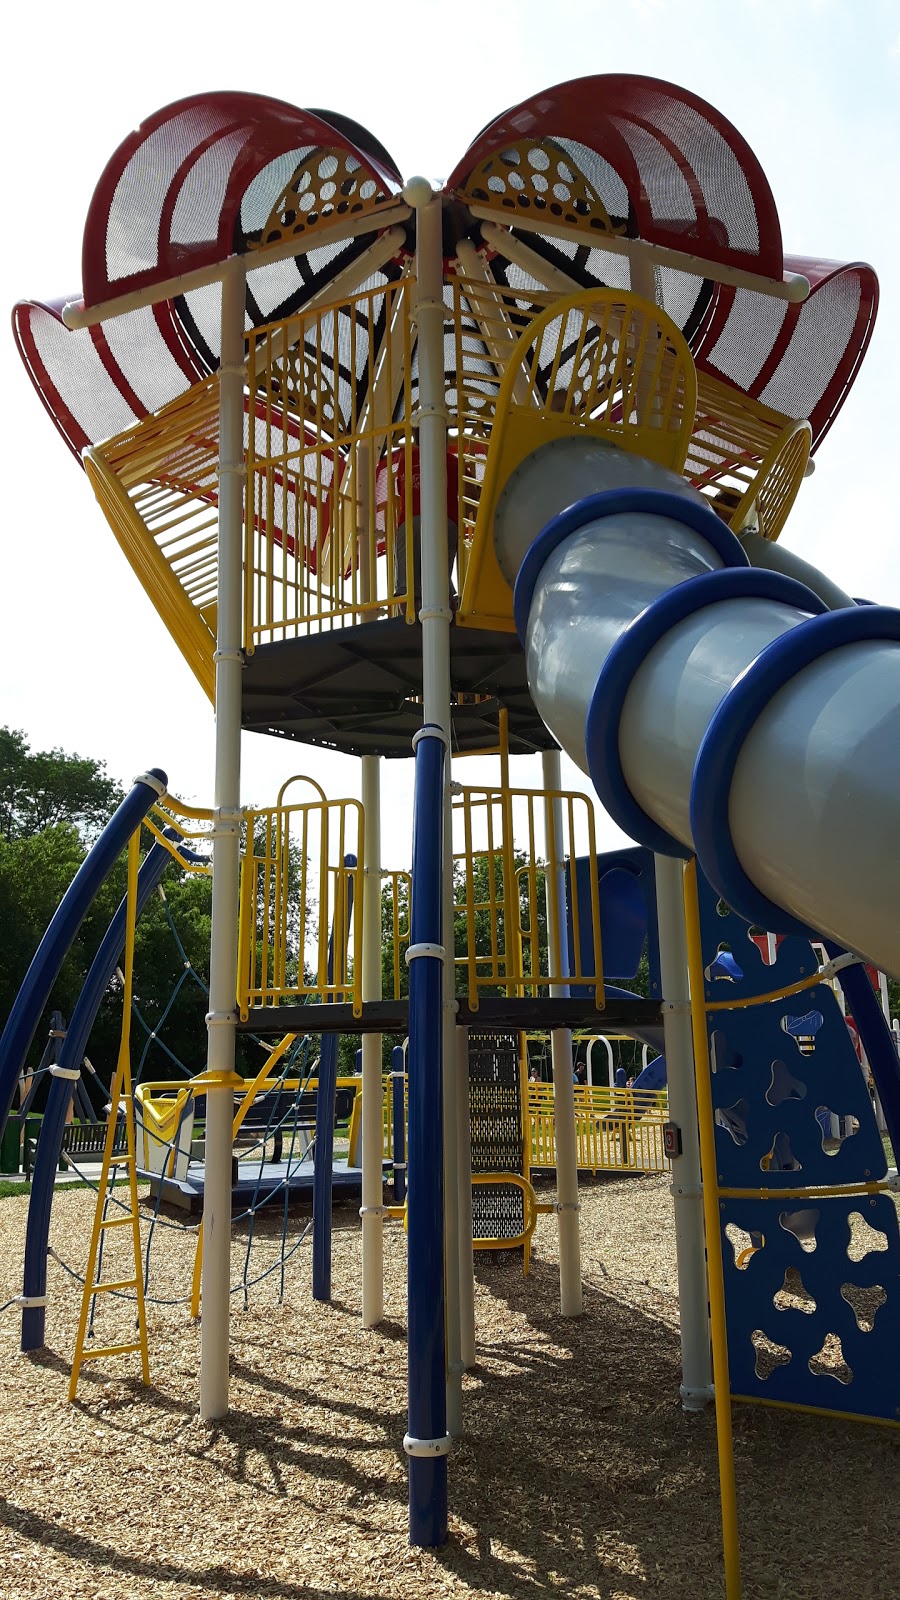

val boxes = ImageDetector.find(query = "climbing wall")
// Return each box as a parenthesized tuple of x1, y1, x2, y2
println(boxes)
(468, 1031, 526, 1244)
(696, 872, 900, 1425)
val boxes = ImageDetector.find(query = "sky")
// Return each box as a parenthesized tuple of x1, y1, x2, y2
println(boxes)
(2, 0, 898, 863)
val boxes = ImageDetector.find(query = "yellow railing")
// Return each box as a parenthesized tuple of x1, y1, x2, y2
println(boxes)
(83, 277, 812, 695)
(452, 783, 603, 1008)
(237, 775, 364, 1017)
(245, 275, 418, 643)
(527, 1083, 670, 1175)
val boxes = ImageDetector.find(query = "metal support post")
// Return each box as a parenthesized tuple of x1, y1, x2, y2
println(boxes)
(654, 851, 713, 1410)
(403, 174, 454, 1543)
(361, 754, 384, 1326)
(541, 748, 582, 1316)
(456, 1025, 476, 1368)
(199, 258, 247, 1420)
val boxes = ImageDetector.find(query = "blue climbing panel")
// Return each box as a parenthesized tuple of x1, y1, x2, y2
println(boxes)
(696, 870, 899, 1426)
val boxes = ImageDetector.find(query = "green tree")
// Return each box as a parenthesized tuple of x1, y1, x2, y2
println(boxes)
(0, 726, 124, 842)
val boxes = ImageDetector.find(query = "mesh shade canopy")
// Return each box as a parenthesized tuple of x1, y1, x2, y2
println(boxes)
(11, 76, 878, 476)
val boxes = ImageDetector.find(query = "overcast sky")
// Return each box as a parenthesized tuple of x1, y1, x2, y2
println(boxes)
(2, 0, 898, 863)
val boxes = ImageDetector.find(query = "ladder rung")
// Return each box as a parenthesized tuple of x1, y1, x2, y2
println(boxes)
(78, 1342, 144, 1360)
(89, 1278, 139, 1294)
(108, 1154, 135, 1167)
(99, 1215, 137, 1230)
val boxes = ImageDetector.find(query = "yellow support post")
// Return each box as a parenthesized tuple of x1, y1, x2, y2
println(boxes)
(69, 830, 150, 1401)
(682, 858, 743, 1600)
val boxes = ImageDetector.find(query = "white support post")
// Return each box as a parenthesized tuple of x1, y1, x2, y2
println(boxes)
(654, 853, 713, 1411)
(199, 258, 247, 1421)
(361, 755, 385, 1326)
(406, 177, 463, 1433)
(541, 748, 582, 1317)
(455, 1024, 476, 1370)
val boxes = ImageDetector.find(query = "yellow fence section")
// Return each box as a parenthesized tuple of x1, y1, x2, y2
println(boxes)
(237, 776, 364, 1017)
(527, 1083, 670, 1175)
(83, 276, 811, 699)
(245, 275, 418, 644)
(451, 783, 603, 1008)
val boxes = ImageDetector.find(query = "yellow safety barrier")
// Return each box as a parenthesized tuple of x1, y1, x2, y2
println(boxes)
(527, 1082, 670, 1176)
(471, 1171, 541, 1265)
(238, 775, 364, 1018)
(452, 782, 603, 1008)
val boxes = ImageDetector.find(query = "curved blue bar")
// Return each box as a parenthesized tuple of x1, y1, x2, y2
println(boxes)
(585, 567, 815, 858)
(21, 837, 174, 1351)
(513, 487, 744, 645)
(0, 770, 167, 1139)
(827, 944, 900, 1170)
(691, 607, 900, 938)
(312, 854, 356, 1305)
(406, 725, 448, 1548)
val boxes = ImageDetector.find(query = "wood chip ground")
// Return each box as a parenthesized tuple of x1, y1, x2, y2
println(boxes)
(0, 1174, 897, 1600)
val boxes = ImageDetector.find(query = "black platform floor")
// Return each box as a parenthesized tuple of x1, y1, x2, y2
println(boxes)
(241, 615, 554, 757)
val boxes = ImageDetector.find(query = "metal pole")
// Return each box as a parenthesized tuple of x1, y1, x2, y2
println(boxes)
(412, 178, 462, 1431)
(361, 754, 384, 1326)
(199, 257, 247, 1420)
(541, 748, 582, 1316)
(402, 174, 453, 1544)
(654, 852, 713, 1411)
(456, 1024, 476, 1369)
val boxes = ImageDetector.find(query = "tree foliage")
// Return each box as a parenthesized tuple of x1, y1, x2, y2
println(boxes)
(0, 726, 124, 842)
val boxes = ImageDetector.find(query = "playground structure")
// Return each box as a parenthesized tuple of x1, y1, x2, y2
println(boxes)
(2, 72, 900, 1596)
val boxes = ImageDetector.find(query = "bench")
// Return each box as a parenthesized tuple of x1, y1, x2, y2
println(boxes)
(24, 1118, 128, 1180)
(233, 1085, 357, 1166)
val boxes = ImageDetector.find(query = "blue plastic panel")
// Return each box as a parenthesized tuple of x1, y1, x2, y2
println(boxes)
(566, 847, 661, 997)
(720, 1193, 900, 1424)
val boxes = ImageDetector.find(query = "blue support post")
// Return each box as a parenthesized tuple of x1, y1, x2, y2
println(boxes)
(0, 771, 167, 1140)
(392, 1044, 407, 1203)
(405, 726, 448, 1548)
(312, 855, 356, 1304)
(21, 839, 176, 1350)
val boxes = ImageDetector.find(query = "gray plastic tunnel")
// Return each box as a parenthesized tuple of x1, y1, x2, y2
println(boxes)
(495, 437, 900, 980)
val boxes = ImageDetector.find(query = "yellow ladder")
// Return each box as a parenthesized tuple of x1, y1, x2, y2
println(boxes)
(69, 832, 150, 1400)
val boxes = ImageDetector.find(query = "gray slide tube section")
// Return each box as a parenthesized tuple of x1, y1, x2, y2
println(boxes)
(498, 444, 900, 978)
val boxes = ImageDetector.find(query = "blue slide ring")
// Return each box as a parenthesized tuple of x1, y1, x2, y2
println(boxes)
(691, 605, 900, 938)
(512, 488, 745, 645)
(585, 567, 826, 860)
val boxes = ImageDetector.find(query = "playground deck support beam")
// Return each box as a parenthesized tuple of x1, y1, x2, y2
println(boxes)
(198, 255, 246, 1423)
(403, 177, 452, 1547)
(361, 754, 385, 1326)
(654, 853, 713, 1411)
(541, 747, 582, 1317)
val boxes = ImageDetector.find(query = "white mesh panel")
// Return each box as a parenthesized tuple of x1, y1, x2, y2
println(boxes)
(30, 310, 137, 443)
(170, 126, 253, 248)
(609, 118, 697, 229)
(106, 105, 234, 283)
(761, 276, 861, 419)
(240, 148, 315, 233)
(708, 289, 789, 390)
(100, 306, 194, 414)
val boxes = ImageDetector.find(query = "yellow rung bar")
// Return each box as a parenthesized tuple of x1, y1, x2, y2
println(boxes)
(77, 1342, 145, 1361)
(88, 1279, 139, 1295)
(99, 1215, 138, 1230)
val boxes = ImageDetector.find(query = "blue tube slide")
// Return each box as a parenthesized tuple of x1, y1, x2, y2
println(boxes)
(0, 770, 167, 1140)
(501, 445, 900, 978)
(21, 836, 179, 1351)
(405, 725, 448, 1548)
(312, 854, 357, 1304)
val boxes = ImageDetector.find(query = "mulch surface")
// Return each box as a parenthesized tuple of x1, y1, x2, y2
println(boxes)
(0, 1174, 896, 1599)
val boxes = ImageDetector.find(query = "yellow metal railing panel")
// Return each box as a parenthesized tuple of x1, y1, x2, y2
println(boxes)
(238, 778, 364, 1017)
(526, 1082, 670, 1175)
(451, 783, 603, 1008)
